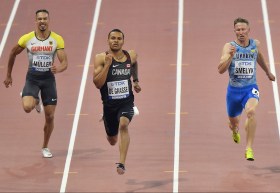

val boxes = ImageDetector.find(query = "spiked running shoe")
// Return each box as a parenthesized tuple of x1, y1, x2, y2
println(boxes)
(232, 131, 240, 144)
(116, 163, 125, 175)
(245, 148, 254, 161)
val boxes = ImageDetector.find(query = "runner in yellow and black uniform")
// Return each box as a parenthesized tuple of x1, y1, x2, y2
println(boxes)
(4, 9, 68, 158)
(19, 31, 64, 105)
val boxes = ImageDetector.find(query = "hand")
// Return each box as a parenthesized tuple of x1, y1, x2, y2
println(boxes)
(50, 65, 58, 74)
(105, 54, 113, 67)
(133, 82, 141, 93)
(229, 45, 236, 57)
(3, 76, 12, 88)
(267, 72, 275, 81)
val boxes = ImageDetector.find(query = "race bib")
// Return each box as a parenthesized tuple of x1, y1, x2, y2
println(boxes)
(234, 61, 254, 78)
(32, 55, 52, 72)
(107, 80, 129, 99)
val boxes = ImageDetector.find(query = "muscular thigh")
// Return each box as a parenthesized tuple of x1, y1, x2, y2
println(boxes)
(103, 102, 134, 136)
(40, 77, 57, 106)
(22, 78, 40, 99)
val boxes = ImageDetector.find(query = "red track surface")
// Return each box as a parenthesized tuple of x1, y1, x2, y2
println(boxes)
(0, 0, 279, 192)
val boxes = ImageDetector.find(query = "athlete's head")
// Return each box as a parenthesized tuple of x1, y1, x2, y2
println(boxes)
(233, 17, 250, 43)
(108, 29, 125, 52)
(35, 9, 50, 32)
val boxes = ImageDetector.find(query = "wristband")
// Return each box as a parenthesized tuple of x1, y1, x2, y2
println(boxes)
(133, 78, 139, 83)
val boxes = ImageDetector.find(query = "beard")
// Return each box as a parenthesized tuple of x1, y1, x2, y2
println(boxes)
(110, 47, 121, 52)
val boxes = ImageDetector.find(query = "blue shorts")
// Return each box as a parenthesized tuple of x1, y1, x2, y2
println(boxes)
(226, 84, 259, 117)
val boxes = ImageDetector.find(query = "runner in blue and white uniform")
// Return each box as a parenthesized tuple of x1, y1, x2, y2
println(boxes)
(218, 17, 275, 161)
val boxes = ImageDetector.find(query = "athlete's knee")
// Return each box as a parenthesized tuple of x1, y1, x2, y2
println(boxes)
(119, 122, 128, 131)
(246, 108, 256, 119)
(107, 135, 117, 146)
(229, 120, 239, 131)
(23, 105, 33, 113)
(45, 113, 55, 122)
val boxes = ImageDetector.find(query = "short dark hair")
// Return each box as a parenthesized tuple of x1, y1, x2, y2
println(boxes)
(234, 17, 249, 26)
(108, 29, 124, 39)
(36, 9, 49, 16)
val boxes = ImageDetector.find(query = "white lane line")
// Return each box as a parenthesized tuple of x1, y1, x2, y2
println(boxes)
(59, 0, 102, 192)
(173, 0, 184, 192)
(261, 0, 280, 139)
(0, 0, 20, 58)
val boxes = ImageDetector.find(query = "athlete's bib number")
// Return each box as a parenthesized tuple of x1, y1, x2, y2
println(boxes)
(234, 61, 254, 78)
(107, 80, 129, 99)
(32, 55, 52, 72)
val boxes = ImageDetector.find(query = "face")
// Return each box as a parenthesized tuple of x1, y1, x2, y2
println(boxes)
(108, 32, 124, 52)
(35, 12, 49, 32)
(234, 22, 250, 42)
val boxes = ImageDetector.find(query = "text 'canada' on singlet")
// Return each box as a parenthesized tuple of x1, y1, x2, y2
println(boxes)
(100, 50, 134, 106)
(228, 39, 258, 87)
(18, 31, 64, 76)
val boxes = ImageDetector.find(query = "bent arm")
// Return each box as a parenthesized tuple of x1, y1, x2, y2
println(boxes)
(218, 43, 235, 74)
(3, 44, 24, 87)
(129, 50, 139, 82)
(93, 53, 111, 89)
(6, 44, 25, 77)
(255, 40, 275, 81)
(129, 50, 141, 93)
(54, 49, 68, 73)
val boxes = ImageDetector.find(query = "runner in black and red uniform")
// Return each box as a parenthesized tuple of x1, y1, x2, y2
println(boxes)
(93, 29, 141, 175)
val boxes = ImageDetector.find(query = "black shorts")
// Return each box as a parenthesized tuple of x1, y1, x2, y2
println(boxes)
(22, 72, 57, 106)
(103, 102, 134, 136)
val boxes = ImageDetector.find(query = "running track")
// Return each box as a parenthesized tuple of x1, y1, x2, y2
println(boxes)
(0, 0, 280, 192)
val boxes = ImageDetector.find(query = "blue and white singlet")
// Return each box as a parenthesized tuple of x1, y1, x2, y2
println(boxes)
(228, 39, 258, 87)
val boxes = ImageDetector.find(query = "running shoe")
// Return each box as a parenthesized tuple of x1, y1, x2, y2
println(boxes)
(245, 148, 254, 161)
(232, 131, 240, 144)
(35, 91, 43, 113)
(133, 106, 139, 116)
(116, 163, 125, 175)
(41, 148, 53, 158)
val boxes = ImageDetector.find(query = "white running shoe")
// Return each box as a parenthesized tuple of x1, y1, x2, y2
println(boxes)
(41, 148, 53, 158)
(35, 92, 43, 113)
(133, 106, 139, 116)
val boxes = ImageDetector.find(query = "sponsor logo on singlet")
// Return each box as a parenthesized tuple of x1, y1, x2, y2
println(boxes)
(234, 61, 254, 79)
(32, 55, 52, 72)
(107, 80, 129, 99)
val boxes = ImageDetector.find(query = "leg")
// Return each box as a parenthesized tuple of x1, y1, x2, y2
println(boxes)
(244, 98, 258, 150)
(117, 116, 130, 175)
(228, 115, 240, 133)
(107, 135, 118, 146)
(42, 105, 56, 148)
(22, 96, 38, 113)
(229, 115, 241, 144)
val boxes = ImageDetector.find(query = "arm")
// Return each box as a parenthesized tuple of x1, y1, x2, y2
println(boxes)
(129, 50, 141, 93)
(51, 49, 68, 74)
(3, 44, 25, 88)
(93, 53, 112, 89)
(255, 39, 275, 81)
(218, 43, 236, 74)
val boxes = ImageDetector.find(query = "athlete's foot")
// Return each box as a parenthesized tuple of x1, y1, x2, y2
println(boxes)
(232, 130, 240, 144)
(116, 163, 125, 175)
(245, 148, 254, 161)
